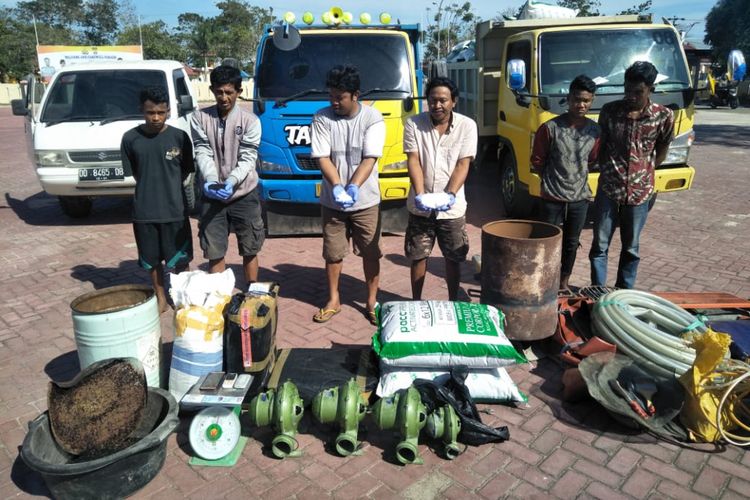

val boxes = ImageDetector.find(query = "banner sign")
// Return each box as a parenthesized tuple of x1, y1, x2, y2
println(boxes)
(37, 45, 143, 82)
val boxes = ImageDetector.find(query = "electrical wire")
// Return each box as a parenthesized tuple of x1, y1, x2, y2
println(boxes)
(716, 368, 750, 446)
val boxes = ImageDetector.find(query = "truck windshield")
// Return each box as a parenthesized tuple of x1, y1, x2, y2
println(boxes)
(256, 33, 412, 99)
(40, 70, 168, 123)
(539, 28, 690, 95)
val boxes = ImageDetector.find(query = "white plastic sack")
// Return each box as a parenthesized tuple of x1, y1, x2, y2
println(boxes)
(168, 299, 229, 402)
(372, 301, 526, 368)
(169, 268, 235, 309)
(376, 365, 527, 404)
(519, 0, 578, 19)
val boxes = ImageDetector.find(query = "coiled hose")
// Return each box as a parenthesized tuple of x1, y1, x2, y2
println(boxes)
(590, 289, 705, 378)
(592, 289, 750, 444)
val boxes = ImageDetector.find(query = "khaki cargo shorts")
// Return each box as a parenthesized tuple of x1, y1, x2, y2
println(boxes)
(322, 204, 383, 262)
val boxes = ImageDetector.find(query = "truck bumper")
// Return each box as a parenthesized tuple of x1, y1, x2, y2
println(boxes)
(260, 176, 410, 204)
(527, 166, 696, 198)
(37, 167, 135, 197)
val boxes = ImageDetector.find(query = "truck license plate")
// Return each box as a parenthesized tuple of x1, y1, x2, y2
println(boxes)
(78, 167, 124, 181)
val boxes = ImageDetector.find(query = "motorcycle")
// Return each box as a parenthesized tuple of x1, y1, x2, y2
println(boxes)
(708, 74, 739, 109)
(708, 49, 746, 110)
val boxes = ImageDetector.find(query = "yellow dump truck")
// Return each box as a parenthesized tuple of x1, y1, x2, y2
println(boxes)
(447, 14, 696, 216)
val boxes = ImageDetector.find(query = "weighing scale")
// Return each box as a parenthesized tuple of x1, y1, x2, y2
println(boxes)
(184, 373, 253, 467)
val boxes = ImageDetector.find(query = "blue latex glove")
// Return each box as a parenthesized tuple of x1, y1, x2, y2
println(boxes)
(345, 184, 359, 204)
(215, 178, 236, 201)
(436, 192, 456, 211)
(332, 184, 354, 209)
(203, 181, 223, 200)
(414, 193, 430, 212)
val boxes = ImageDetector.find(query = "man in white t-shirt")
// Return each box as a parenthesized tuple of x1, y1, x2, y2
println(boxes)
(403, 77, 478, 301)
(310, 65, 386, 325)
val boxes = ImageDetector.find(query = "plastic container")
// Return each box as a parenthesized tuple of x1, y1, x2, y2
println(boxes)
(21, 387, 178, 500)
(71, 285, 162, 387)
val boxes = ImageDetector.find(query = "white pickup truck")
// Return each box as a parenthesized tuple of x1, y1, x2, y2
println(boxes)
(12, 60, 198, 217)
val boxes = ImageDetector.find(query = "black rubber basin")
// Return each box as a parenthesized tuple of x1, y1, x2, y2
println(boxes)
(21, 387, 178, 499)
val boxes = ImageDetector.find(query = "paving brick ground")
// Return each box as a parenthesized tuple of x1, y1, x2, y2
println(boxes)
(1, 104, 749, 499)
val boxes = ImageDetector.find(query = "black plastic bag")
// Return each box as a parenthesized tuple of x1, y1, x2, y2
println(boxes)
(413, 367, 510, 446)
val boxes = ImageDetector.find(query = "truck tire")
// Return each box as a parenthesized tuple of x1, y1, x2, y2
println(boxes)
(730, 96, 739, 109)
(59, 196, 92, 218)
(500, 153, 534, 218)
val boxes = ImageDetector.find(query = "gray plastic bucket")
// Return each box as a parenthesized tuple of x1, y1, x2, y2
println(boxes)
(70, 285, 161, 387)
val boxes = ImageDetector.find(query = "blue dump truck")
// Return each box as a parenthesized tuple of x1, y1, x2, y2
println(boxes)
(252, 10, 422, 235)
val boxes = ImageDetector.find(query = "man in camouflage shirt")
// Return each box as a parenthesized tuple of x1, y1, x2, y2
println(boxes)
(589, 61, 674, 289)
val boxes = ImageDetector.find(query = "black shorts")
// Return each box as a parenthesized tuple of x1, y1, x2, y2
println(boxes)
(133, 219, 193, 270)
(199, 188, 266, 260)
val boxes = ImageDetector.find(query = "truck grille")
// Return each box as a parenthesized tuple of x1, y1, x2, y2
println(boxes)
(69, 151, 121, 163)
(295, 154, 319, 171)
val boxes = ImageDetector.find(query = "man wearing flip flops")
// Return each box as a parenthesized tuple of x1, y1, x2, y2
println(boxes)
(310, 65, 386, 325)
(403, 77, 477, 301)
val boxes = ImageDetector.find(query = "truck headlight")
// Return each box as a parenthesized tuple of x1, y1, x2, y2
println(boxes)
(661, 129, 695, 166)
(381, 160, 407, 172)
(259, 160, 292, 174)
(35, 150, 67, 167)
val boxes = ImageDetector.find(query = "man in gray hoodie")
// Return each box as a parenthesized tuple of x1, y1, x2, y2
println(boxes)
(191, 65, 265, 285)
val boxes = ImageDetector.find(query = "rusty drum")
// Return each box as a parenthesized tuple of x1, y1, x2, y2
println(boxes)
(480, 220, 562, 341)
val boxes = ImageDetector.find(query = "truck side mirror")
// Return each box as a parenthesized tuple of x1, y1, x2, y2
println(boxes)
(178, 95, 195, 114)
(507, 59, 526, 91)
(404, 96, 414, 112)
(11, 99, 28, 116)
(272, 23, 301, 51)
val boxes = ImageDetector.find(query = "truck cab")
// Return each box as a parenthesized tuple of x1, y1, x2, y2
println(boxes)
(12, 60, 197, 217)
(448, 15, 696, 217)
(253, 20, 422, 235)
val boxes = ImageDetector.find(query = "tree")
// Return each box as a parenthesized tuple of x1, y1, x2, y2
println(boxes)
(424, 1, 478, 61)
(617, 1, 652, 15)
(81, 0, 120, 45)
(557, 0, 600, 16)
(0, 8, 37, 81)
(213, 1, 274, 70)
(15, 0, 82, 30)
(118, 21, 182, 61)
(704, 0, 750, 63)
(176, 13, 218, 68)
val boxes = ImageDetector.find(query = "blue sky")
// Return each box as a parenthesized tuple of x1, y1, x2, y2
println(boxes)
(2, 0, 716, 43)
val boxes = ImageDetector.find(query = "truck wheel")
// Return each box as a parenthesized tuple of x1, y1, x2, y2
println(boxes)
(730, 96, 739, 109)
(500, 154, 534, 218)
(59, 196, 92, 218)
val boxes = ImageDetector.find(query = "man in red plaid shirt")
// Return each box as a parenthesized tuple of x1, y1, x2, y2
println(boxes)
(589, 61, 674, 289)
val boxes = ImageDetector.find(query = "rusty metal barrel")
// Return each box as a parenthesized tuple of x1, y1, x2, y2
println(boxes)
(480, 220, 562, 341)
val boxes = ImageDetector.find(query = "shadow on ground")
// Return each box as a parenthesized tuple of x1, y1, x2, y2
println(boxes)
(4, 192, 132, 227)
(694, 124, 750, 148)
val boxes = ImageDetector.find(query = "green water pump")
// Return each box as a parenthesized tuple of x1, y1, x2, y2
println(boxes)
(247, 380, 304, 458)
(371, 386, 427, 465)
(425, 404, 462, 460)
(311, 378, 368, 456)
